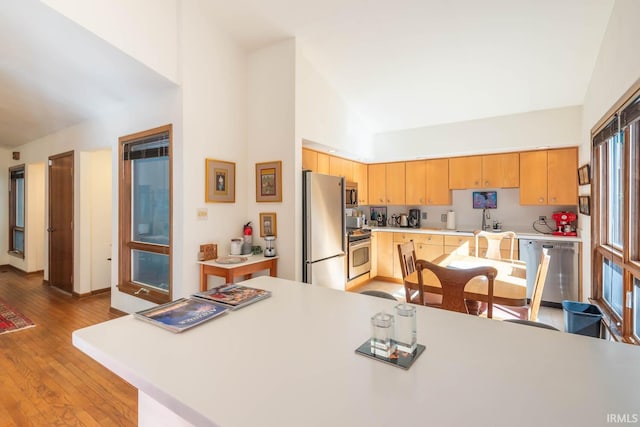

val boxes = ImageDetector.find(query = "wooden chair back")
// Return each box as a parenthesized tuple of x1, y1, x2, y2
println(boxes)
(397, 241, 423, 305)
(528, 249, 551, 322)
(415, 259, 498, 318)
(474, 230, 516, 260)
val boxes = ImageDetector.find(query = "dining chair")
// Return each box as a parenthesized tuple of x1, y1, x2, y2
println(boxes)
(415, 259, 497, 318)
(492, 249, 551, 322)
(474, 230, 517, 260)
(397, 242, 441, 306)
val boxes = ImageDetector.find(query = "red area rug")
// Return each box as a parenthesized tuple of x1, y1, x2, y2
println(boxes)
(0, 298, 35, 334)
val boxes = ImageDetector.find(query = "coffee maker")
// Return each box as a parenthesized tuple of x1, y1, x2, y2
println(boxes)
(551, 211, 577, 236)
(408, 209, 421, 228)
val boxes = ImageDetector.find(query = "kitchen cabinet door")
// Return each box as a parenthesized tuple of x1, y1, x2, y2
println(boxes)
(368, 164, 386, 205)
(425, 158, 452, 205)
(302, 148, 317, 171)
(482, 153, 519, 188)
(405, 161, 426, 205)
(416, 243, 444, 262)
(353, 162, 368, 205)
(520, 151, 548, 205)
(376, 232, 394, 278)
(385, 162, 406, 205)
(317, 153, 330, 174)
(547, 148, 577, 205)
(449, 156, 482, 189)
(329, 156, 353, 181)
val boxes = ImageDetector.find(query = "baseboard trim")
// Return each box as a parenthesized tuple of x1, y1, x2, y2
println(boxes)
(0, 264, 44, 277)
(72, 287, 111, 299)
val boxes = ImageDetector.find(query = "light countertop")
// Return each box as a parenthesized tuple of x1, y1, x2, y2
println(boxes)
(367, 226, 582, 242)
(73, 276, 637, 427)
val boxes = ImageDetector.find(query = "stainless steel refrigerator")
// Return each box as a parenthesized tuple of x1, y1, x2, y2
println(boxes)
(302, 171, 346, 289)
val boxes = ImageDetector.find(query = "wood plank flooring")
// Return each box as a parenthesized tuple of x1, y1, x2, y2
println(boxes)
(0, 268, 137, 426)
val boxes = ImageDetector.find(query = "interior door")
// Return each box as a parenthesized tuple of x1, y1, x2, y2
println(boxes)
(48, 151, 74, 293)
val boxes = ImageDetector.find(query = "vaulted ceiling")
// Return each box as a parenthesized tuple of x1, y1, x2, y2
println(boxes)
(1, 0, 614, 148)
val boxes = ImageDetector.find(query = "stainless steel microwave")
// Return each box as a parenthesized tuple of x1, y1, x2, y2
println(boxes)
(345, 182, 358, 208)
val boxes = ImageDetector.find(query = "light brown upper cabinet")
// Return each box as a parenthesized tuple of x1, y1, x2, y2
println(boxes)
(302, 148, 318, 172)
(547, 148, 578, 205)
(317, 152, 330, 174)
(449, 156, 482, 189)
(406, 159, 451, 205)
(329, 156, 353, 182)
(425, 158, 452, 205)
(368, 162, 405, 205)
(481, 153, 519, 188)
(368, 163, 386, 205)
(449, 153, 519, 189)
(520, 148, 577, 205)
(352, 162, 368, 205)
(385, 162, 406, 205)
(405, 161, 426, 205)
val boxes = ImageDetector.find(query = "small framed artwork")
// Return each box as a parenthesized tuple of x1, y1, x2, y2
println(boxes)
(256, 161, 282, 203)
(579, 195, 591, 215)
(259, 212, 277, 237)
(578, 164, 591, 185)
(205, 159, 236, 203)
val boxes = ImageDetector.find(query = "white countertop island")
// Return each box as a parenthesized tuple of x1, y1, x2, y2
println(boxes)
(73, 276, 638, 427)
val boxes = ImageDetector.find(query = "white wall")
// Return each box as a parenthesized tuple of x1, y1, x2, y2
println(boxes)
(296, 51, 374, 161)
(25, 163, 45, 273)
(41, 0, 179, 83)
(89, 150, 112, 291)
(175, 0, 249, 297)
(372, 106, 582, 162)
(580, 0, 640, 300)
(0, 148, 9, 266)
(248, 39, 297, 281)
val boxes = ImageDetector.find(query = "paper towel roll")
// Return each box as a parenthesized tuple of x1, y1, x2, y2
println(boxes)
(446, 210, 456, 230)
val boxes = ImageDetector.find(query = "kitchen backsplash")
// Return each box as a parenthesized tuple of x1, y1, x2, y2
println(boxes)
(355, 188, 576, 233)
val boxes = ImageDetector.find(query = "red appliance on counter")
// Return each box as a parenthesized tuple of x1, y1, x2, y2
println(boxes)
(552, 211, 577, 236)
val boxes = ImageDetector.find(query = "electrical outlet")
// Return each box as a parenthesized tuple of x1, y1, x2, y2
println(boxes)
(539, 215, 546, 221)
(441, 214, 447, 222)
(422, 212, 427, 220)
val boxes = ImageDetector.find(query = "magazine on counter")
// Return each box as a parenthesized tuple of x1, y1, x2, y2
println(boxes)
(134, 297, 229, 333)
(192, 283, 271, 309)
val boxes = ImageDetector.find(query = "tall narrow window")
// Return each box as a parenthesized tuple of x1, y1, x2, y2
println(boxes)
(608, 132, 623, 248)
(119, 125, 172, 303)
(9, 165, 25, 257)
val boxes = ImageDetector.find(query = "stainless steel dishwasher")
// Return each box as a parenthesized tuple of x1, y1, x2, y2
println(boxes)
(519, 239, 579, 307)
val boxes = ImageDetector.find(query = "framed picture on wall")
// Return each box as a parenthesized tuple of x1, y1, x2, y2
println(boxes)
(205, 159, 235, 203)
(259, 212, 277, 237)
(579, 195, 591, 215)
(256, 161, 282, 203)
(578, 164, 591, 186)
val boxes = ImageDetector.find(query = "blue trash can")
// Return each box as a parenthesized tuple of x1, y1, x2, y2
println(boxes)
(562, 300, 603, 338)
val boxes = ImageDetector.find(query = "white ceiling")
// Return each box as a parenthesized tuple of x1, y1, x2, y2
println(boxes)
(206, 0, 614, 133)
(0, 1, 176, 148)
(1, 0, 614, 148)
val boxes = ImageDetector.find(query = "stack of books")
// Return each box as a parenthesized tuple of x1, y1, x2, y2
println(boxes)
(134, 284, 271, 333)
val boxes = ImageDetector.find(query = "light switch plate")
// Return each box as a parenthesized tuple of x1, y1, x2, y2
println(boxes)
(197, 208, 208, 220)
(422, 212, 427, 220)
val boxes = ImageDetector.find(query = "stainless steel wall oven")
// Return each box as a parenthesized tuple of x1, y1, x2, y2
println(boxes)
(347, 229, 371, 280)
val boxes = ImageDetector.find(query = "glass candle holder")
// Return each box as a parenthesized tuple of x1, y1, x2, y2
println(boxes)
(370, 312, 396, 358)
(394, 303, 417, 353)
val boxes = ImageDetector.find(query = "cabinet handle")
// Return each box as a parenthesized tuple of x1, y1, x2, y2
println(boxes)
(551, 197, 556, 202)
(484, 181, 489, 186)
(538, 197, 544, 203)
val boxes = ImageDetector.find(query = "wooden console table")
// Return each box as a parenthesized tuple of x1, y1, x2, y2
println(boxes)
(198, 256, 278, 291)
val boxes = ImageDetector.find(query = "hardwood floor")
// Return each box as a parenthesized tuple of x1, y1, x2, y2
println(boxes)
(0, 268, 137, 426)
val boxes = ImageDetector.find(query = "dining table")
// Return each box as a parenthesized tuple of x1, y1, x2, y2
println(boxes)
(404, 253, 528, 307)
